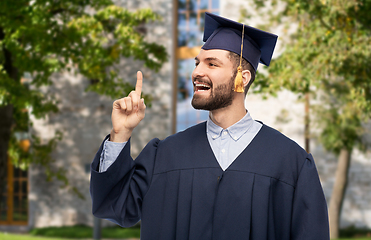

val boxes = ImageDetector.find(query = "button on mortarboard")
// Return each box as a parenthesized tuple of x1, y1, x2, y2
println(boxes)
(201, 12, 278, 71)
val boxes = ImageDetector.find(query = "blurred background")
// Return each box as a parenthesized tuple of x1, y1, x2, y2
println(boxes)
(0, 0, 370, 239)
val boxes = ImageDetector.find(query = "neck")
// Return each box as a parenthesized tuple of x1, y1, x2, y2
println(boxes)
(209, 95, 246, 129)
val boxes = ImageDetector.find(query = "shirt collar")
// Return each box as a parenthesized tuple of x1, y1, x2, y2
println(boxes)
(206, 111, 254, 141)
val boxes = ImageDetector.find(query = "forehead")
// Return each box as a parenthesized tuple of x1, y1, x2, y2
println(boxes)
(195, 49, 231, 62)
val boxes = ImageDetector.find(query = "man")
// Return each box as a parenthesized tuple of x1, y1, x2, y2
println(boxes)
(90, 12, 329, 239)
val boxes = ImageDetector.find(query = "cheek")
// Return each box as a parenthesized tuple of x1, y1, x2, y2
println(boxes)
(231, 70, 237, 80)
(210, 71, 234, 85)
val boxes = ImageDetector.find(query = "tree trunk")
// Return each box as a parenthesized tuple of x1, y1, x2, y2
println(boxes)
(329, 148, 351, 239)
(0, 105, 13, 199)
(0, 27, 17, 207)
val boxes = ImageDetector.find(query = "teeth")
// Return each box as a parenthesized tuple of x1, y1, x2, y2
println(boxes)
(195, 83, 210, 88)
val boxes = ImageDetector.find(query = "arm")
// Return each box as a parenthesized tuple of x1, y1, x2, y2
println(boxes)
(90, 71, 149, 227)
(90, 137, 159, 227)
(291, 154, 330, 239)
(97, 70, 144, 171)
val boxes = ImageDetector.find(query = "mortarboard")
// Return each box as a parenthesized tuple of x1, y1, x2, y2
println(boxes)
(201, 12, 278, 92)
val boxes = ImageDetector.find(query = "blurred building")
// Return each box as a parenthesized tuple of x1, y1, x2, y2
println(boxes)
(1, 0, 371, 233)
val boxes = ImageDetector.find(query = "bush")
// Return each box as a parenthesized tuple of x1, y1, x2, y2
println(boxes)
(340, 226, 371, 238)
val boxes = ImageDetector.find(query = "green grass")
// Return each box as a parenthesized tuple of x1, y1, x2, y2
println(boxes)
(28, 225, 140, 239)
(1, 232, 371, 240)
(1, 225, 371, 240)
(2, 232, 371, 240)
(336, 239, 371, 240)
(0, 232, 68, 240)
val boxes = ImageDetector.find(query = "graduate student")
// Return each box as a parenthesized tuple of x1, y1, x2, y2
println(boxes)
(90, 12, 330, 239)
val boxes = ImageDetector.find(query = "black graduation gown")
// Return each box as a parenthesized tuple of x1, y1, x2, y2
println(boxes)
(90, 122, 329, 240)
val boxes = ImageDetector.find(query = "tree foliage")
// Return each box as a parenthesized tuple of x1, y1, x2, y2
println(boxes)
(243, 0, 371, 238)
(246, 0, 371, 152)
(0, 0, 167, 196)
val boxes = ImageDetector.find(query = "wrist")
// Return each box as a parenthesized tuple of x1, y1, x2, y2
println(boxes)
(110, 128, 133, 142)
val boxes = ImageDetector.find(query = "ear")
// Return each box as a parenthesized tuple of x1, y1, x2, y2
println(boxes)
(241, 70, 251, 88)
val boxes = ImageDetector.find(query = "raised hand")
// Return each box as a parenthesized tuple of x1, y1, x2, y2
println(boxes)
(110, 71, 146, 142)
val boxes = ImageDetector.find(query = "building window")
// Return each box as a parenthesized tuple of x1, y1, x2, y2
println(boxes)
(0, 157, 28, 225)
(175, 0, 219, 132)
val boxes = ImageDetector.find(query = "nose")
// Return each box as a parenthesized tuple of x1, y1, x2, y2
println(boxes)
(192, 63, 206, 80)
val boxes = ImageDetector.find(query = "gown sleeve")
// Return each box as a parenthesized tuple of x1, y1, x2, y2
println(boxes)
(291, 154, 330, 239)
(90, 136, 160, 227)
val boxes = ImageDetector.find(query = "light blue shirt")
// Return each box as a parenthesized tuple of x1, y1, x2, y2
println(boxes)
(206, 111, 262, 170)
(99, 140, 126, 172)
(99, 111, 262, 172)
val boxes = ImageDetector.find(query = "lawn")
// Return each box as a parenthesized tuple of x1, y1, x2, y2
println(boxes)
(30, 225, 140, 239)
(2, 232, 371, 240)
(0, 225, 141, 239)
(0, 232, 68, 240)
(1, 225, 371, 240)
(338, 239, 371, 240)
(28, 225, 140, 239)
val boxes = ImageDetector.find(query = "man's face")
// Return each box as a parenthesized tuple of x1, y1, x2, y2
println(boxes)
(191, 49, 236, 111)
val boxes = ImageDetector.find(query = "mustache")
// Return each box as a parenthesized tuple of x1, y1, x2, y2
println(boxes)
(192, 76, 212, 87)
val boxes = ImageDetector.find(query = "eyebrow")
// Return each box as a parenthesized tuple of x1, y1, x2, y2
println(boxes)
(194, 57, 223, 65)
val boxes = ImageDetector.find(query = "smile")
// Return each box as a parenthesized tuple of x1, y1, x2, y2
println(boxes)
(194, 82, 211, 92)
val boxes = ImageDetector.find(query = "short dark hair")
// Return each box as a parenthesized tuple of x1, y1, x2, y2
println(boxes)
(228, 51, 256, 95)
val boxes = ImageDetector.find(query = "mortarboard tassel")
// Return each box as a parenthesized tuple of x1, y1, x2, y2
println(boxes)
(234, 66, 244, 93)
(234, 24, 245, 93)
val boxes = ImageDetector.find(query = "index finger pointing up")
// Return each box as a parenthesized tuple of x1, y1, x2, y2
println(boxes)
(135, 71, 143, 96)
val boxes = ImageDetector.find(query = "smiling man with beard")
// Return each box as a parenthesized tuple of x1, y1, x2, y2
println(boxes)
(191, 50, 236, 111)
(90, 12, 330, 240)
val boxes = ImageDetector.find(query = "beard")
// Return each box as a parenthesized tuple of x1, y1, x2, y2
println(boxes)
(191, 74, 235, 111)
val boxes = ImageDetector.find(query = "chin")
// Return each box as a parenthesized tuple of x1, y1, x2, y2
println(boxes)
(191, 97, 205, 110)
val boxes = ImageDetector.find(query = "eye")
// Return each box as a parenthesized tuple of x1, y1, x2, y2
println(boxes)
(195, 62, 199, 67)
(209, 62, 217, 67)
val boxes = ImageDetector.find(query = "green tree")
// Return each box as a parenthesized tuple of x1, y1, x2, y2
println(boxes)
(0, 0, 167, 201)
(242, 0, 371, 238)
